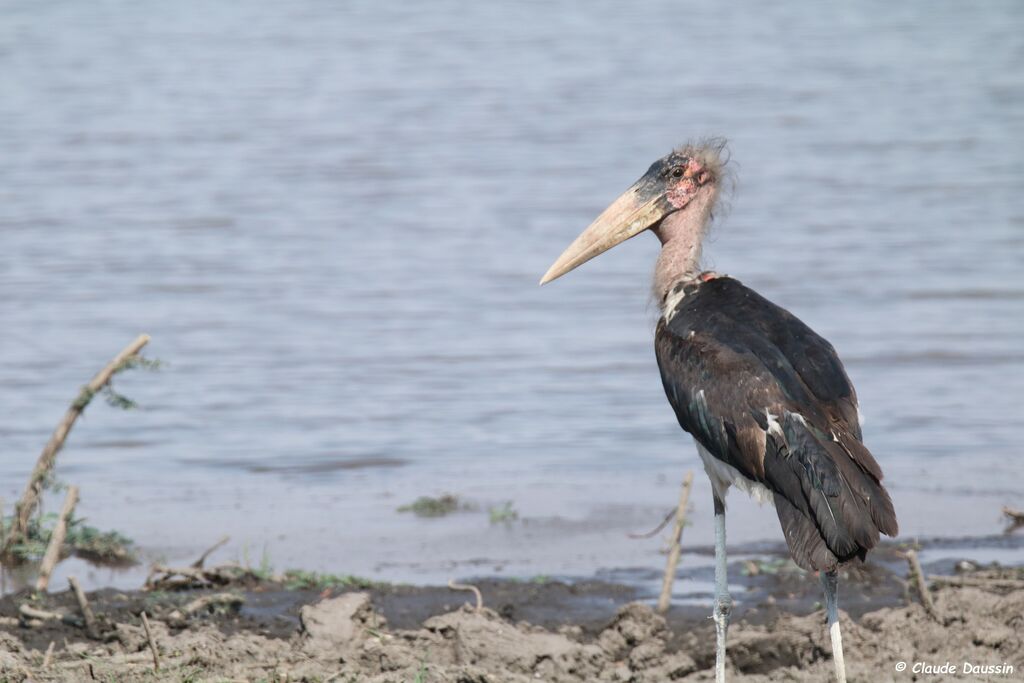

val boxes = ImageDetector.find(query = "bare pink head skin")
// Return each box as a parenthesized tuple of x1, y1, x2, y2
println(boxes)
(651, 149, 723, 302)
(539, 139, 727, 301)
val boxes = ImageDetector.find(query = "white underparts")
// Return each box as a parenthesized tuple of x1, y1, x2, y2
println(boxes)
(696, 441, 775, 507)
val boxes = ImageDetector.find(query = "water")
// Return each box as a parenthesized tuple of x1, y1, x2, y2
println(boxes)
(2, 1, 1023, 593)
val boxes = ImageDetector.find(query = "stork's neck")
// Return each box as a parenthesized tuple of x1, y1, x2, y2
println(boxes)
(652, 184, 718, 303)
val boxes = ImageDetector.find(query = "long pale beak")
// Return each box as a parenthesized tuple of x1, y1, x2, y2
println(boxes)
(540, 180, 671, 285)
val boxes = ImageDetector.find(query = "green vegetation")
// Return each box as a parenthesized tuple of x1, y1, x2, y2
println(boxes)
(281, 569, 382, 591)
(71, 354, 163, 412)
(66, 520, 136, 563)
(0, 512, 136, 565)
(488, 501, 518, 525)
(397, 494, 463, 518)
(740, 557, 803, 577)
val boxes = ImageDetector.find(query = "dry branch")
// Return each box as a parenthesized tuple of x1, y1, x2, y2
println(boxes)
(905, 549, 939, 622)
(68, 575, 100, 639)
(191, 535, 230, 569)
(181, 592, 245, 616)
(140, 611, 160, 671)
(1004, 506, 1024, 522)
(4, 334, 150, 554)
(145, 562, 258, 591)
(18, 603, 73, 626)
(657, 471, 694, 614)
(447, 579, 483, 612)
(35, 486, 79, 591)
(627, 508, 677, 539)
(1003, 506, 1024, 533)
(42, 641, 55, 669)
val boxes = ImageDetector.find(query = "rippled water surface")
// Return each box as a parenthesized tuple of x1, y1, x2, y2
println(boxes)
(2, 2, 1023, 591)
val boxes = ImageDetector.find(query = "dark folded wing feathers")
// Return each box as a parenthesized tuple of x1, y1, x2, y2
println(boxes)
(654, 277, 897, 570)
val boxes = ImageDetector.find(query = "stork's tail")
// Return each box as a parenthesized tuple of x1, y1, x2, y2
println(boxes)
(767, 411, 898, 572)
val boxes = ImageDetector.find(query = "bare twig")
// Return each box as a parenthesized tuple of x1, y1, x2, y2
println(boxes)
(447, 579, 483, 612)
(68, 575, 100, 639)
(42, 641, 55, 669)
(5, 334, 150, 554)
(181, 592, 244, 616)
(140, 611, 160, 672)
(628, 507, 677, 540)
(657, 471, 694, 614)
(1003, 506, 1024, 533)
(19, 604, 70, 623)
(904, 549, 939, 622)
(35, 486, 79, 591)
(145, 562, 257, 591)
(146, 563, 210, 588)
(191, 535, 230, 569)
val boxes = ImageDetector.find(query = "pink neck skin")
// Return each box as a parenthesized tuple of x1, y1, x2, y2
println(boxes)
(651, 184, 719, 302)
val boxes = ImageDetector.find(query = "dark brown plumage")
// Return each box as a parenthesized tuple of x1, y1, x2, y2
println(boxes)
(655, 274, 898, 571)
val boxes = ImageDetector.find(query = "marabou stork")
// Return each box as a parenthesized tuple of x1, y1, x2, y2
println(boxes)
(540, 140, 897, 683)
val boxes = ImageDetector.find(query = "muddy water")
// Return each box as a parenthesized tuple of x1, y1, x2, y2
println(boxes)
(1, 2, 1023, 595)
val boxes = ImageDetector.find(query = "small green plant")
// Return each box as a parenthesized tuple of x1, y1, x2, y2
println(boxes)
(397, 494, 462, 518)
(240, 544, 275, 580)
(488, 501, 518, 525)
(281, 569, 382, 591)
(0, 513, 135, 564)
(413, 663, 429, 683)
(740, 557, 803, 577)
(66, 519, 136, 564)
(71, 355, 163, 412)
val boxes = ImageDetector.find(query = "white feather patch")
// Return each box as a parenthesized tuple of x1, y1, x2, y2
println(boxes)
(662, 287, 688, 322)
(696, 442, 775, 507)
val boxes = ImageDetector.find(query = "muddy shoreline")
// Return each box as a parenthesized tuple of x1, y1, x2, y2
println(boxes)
(1, 555, 1021, 682)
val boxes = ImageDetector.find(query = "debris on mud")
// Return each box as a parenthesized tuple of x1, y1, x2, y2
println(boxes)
(0, 563, 1020, 682)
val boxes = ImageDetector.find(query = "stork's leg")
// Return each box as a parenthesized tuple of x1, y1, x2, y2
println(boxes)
(820, 569, 847, 683)
(712, 492, 731, 683)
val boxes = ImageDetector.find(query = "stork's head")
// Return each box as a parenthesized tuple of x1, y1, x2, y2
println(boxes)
(540, 140, 726, 285)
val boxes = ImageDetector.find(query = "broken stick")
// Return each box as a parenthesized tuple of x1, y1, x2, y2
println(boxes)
(905, 549, 939, 622)
(18, 603, 73, 624)
(140, 611, 160, 672)
(35, 486, 79, 591)
(1003, 506, 1024, 533)
(5, 334, 150, 554)
(42, 641, 55, 669)
(657, 471, 694, 614)
(191, 535, 230, 569)
(447, 579, 483, 612)
(68, 575, 100, 639)
(181, 592, 244, 616)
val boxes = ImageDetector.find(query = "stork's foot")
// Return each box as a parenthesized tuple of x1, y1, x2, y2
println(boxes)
(712, 592, 732, 683)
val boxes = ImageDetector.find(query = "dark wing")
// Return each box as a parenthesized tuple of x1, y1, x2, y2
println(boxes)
(655, 277, 897, 571)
